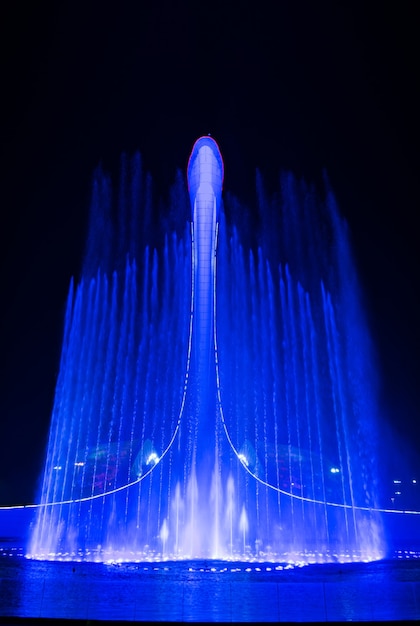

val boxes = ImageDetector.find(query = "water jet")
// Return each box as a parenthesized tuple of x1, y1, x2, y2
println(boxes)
(26, 136, 387, 562)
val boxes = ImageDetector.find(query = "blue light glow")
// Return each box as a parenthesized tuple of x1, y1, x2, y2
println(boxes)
(26, 137, 394, 562)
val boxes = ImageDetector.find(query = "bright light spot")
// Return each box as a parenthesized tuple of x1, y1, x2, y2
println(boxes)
(53, 466, 62, 470)
(146, 452, 159, 465)
(238, 453, 248, 466)
(393, 479, 402, 484)
(330, 467, 340, 474)
(74, 462, 85, 467)
(412, 479, 417, 484)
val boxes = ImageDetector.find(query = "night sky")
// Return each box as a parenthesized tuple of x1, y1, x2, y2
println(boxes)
(0, 2, 418, 506)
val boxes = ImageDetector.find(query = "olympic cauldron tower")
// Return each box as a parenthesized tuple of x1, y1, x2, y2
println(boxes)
(29, 136, 384, 562)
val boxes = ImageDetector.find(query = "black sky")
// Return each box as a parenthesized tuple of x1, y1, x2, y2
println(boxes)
(0, 2, 418, 505)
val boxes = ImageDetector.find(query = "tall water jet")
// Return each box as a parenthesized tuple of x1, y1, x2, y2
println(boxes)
(185, 136, 224, 555)
(29, 137, 385, 562)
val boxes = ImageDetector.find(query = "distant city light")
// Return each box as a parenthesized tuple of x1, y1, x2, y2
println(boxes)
(330, 467, 340, 474)
(393, 479, 402, 484)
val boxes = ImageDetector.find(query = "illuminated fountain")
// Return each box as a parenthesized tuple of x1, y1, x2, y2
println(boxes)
(28, 137, 384, 562)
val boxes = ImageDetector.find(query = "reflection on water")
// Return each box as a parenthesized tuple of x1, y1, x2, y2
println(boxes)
(1, 549, 419, 622)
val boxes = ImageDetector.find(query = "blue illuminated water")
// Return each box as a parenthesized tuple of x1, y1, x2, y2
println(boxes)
(28, 137, 386, 562)
(1, 549, 420, 622)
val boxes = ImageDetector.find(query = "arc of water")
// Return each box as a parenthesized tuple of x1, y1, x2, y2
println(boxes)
(12, 223, 197, 510)
(211, 227, 419, 516)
